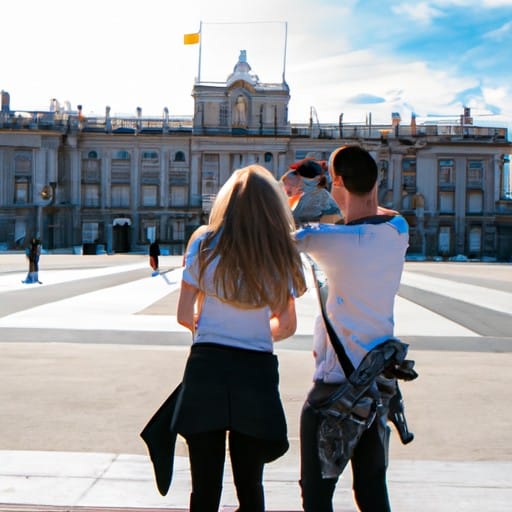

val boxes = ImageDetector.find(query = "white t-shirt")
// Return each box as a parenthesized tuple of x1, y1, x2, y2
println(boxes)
(182, 231, 274, 352)
(295, 216, 409, 383)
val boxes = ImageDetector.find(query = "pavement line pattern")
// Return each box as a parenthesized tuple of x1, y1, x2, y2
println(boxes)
(2, 264, 509, 338)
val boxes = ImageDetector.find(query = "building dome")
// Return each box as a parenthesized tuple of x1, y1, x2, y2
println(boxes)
(226, 50, 259, 87)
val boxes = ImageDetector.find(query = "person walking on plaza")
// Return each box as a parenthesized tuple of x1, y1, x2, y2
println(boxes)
(149, 239, 160, 276)
(295, 145, 410, 512)
(174, 164, 307, 512)
(22, 237, 42, 284)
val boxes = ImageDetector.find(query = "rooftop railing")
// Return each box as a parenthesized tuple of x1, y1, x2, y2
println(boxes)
(0, 110, 508, 141)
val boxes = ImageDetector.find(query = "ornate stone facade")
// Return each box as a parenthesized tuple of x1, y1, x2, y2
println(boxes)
(0, 55, 511, 259)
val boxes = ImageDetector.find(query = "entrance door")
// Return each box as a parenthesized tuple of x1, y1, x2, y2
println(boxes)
(113, 223, 130, 253)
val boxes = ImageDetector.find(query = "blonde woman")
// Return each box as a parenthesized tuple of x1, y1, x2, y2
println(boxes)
(175, 164, 307, 512)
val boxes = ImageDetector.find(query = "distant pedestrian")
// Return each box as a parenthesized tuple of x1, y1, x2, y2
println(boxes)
(149, 239, 160, 276)
(22, 237, 42, 284)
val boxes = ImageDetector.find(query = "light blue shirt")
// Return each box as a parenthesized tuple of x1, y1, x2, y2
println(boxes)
(182, 231, 274, 352)
(295, 216, 409, 382)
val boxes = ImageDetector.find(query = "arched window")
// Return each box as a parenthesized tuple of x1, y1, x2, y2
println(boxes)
(174, 151, 186, 162)
(264, 152, 273, 163)
(115, 150, 130, 160)
(88, 150, 98, 159)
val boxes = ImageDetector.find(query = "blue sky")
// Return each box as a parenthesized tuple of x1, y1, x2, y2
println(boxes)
(2, 0, 512, 127)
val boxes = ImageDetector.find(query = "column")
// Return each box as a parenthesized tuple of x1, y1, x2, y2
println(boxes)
(455, 157, 466, 255)
(101, 150, 111, 209)
(190, 151, 201, 206)
(160, 148, 169, 208)
(278, 153, 287, 177)
(131, 148, 140, 249)
(219, 153, 230, 185)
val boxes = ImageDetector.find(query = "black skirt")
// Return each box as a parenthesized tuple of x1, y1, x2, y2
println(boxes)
(172, 342, 289, 462)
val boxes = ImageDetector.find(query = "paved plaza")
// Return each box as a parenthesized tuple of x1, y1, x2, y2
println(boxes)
(0, 253, 511, 511)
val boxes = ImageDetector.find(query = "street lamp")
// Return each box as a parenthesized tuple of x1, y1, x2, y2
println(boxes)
(38, 182, 57, 247)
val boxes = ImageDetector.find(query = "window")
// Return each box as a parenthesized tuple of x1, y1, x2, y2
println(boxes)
(468, 226, 482, 255)
(378, 160, 389, 189)
(115, 150, 130, 160)
(142, 151, 159, 162)
(170, 186, 187, 207)
(82, 222, 99, 243)
(82, 184, 100, 207)
(467, 190, 483, 213)
(87, 150, 99, 159)
(295, 149, 310, 161)
(111, 185, 130, 208)
(174, 151, 186, 162)
(145, 225, 157, 243)
(402, 158, 416, 192)
(231, 153, 243, 170)
(467, 160, 483, 187)
(172, 220, 185, 241)
(220, 103, 229, 126)
(82, 158, 101, 182)
(438, 226, 451, 254)
(439, 159, 455, 214)
(14, 177, 30, 204)
(142, 185, 158, 207)
(14, 219, 27, 246)
(439, 159, 455, 186)
(264, 152, 273, 163)
(439, 191, 454, 213)
(203, 154, 219, 193)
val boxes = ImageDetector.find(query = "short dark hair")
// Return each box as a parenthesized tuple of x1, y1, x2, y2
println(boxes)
(292, 159, 323, 179)
(330, 145, 378, 195)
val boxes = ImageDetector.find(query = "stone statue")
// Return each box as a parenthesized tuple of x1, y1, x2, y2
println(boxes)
(233, 95, 247, 127)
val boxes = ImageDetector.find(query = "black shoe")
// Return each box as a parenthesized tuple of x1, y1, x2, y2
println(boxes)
(38, 281, 43, 284)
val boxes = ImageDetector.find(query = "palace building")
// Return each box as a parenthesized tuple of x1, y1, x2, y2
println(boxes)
(1, 51, 511, 260)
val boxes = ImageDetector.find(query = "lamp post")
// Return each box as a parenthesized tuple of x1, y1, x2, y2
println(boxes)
(38, 182, 57, 248)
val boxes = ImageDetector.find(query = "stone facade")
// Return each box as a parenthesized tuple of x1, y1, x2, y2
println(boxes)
(0, 53, 511, 259)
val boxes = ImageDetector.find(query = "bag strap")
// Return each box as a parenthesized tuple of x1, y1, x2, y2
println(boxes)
(309, 258, 355, 378)
(308, 215, 398, 378)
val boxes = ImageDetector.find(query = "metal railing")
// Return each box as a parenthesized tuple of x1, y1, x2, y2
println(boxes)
(0, 110, 508, 141)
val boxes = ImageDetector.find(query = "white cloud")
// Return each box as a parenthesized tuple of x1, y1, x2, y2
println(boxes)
(392, 2, 444, 24)
(484, 20, 512, 40)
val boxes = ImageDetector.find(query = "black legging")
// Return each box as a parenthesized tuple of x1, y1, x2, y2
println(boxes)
(300, 400, 391, 512)
(185, 429, 266, 512)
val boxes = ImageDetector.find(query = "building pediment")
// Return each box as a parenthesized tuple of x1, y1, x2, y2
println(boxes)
(227, 80, 256, 94)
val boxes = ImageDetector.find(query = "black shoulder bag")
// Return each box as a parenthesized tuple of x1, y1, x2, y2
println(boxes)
(307, 257, 416, 479)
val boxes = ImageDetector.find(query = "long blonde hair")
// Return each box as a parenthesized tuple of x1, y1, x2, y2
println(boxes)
(198, 164, 306, 311)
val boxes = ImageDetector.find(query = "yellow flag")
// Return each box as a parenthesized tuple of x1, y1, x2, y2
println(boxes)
(184, 32, 200, 45)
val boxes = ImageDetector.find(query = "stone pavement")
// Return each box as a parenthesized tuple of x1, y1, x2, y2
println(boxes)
(0, 254, 511, 511)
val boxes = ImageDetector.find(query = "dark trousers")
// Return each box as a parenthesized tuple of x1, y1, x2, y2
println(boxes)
(300, 400, 391, 512)
(185, 429, 266, 512)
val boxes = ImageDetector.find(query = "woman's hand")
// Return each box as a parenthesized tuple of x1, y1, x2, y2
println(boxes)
(177, 280, 200, 333)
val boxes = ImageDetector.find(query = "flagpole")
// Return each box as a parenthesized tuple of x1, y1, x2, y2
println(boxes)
(282, 21, 288, 83)
(197, 20, 203, 83)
